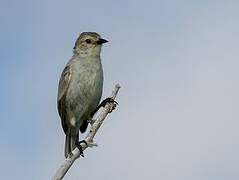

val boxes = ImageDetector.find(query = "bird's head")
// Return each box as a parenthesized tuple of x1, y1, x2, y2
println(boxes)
(73, 32, 108, 57)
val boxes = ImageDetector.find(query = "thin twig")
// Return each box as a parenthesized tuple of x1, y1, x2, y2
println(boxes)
(52, 84, 121, 180)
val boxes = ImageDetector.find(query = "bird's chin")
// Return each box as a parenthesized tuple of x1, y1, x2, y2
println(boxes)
(77, 46, 101, 57)
(79, 51, 89, 57)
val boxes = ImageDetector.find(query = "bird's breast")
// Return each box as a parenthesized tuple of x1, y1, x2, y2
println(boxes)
(66, 57, 103, 119)
(76, 58, 103, 99)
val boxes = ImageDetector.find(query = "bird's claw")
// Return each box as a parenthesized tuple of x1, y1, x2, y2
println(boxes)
(91, 97, 118, 116)
(76, 140, 88, 157)
(100, 97, 118, 113)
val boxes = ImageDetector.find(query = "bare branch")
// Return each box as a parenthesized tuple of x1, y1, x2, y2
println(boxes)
(52, 84, 121, 180)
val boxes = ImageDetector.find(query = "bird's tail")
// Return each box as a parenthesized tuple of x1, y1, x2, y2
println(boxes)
(65, 132, 78, 158)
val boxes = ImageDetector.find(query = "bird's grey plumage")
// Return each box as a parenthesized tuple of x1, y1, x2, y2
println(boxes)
(57, 32, 107, 157)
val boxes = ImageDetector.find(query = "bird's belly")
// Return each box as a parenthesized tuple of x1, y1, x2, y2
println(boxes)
(66, 66, 103, 126)
(76, 68, 103, 107)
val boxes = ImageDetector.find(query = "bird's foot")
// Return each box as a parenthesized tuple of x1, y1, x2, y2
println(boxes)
(76, 140, 88, 157)
(91, 98, 118, 116)
(99, 97, 118, 113)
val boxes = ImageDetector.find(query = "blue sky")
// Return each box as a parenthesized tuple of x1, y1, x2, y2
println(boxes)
(0, 0, 239, 179)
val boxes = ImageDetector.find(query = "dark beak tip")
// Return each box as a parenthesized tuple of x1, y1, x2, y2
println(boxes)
(98, 38, 108, 44)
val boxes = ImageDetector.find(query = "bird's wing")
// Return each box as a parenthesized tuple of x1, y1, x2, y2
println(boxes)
(57, 65, 72, 134)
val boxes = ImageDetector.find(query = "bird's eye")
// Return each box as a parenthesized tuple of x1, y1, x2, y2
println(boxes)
(85, 39, 91, 44)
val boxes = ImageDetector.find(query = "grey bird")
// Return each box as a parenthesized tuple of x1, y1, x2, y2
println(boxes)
(57, 32, 109, 158)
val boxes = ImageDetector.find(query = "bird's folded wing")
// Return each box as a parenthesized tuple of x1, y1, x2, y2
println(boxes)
(57, 65, 72, 133)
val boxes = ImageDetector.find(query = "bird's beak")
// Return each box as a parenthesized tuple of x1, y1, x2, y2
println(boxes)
(97, 38, 108, 44)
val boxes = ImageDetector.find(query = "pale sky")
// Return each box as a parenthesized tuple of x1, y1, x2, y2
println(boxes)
(0, 0, 239, 179)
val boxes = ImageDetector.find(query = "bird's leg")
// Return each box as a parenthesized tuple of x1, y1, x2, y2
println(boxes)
(93, 97, 118, 114)
(75, 140, 88, 157)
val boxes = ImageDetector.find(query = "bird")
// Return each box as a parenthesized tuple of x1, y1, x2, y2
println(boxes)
(57, 32, 109, 158)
